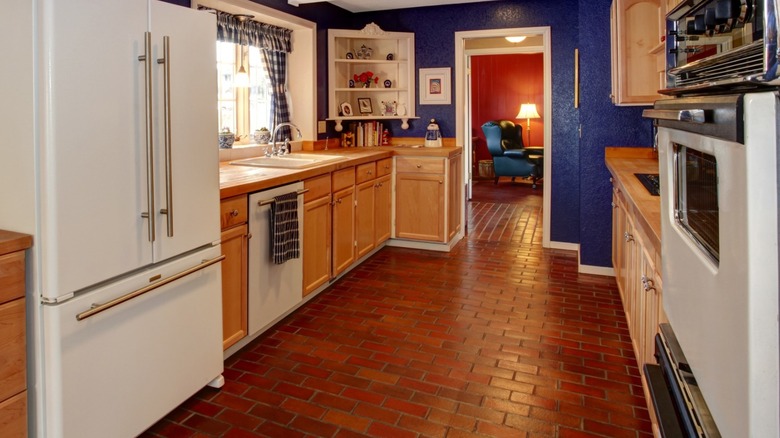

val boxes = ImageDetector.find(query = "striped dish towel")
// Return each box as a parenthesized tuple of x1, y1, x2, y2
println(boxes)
(269, 192, 300, 264)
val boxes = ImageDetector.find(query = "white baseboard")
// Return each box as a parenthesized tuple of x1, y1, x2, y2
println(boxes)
(578, 264, 615, 277)
(549, 240, 615, 277)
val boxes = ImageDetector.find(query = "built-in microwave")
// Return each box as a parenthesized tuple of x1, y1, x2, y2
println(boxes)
(663, 0, 780, 95)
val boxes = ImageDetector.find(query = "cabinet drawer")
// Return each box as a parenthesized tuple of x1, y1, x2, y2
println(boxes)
(220, 195, 248, 230)
(0, 252, 25, 305)
(355, 162, 377, 184)
(332, 167, 356, 192)
(376, 158, 393, 177)
(0, 391, 26, 438)
(396, 156, 445, 174)
(304, 174, 331, 202)
(0, 298, 25, 403)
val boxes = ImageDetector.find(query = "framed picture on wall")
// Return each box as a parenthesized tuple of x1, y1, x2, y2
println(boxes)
(419, 67, 451, 105)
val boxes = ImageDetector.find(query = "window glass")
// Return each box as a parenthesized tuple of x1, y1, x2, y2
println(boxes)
(215, 42, 273, 140)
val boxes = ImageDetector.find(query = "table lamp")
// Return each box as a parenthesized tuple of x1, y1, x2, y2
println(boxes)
(516, 103, 540, 146)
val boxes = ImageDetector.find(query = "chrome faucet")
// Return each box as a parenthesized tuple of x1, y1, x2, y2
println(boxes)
(267, 122, 303, 156)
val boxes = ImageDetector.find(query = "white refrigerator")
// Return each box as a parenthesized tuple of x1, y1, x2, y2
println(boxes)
(34, 1, 224, 436)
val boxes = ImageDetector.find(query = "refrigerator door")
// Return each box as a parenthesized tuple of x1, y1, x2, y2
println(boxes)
(41, 245, 223, 438)
(39, 0, 151, 301)
(150, 1, 220, 262)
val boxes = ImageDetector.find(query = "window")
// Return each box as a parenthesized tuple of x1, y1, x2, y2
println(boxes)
(216, 41, 273, 140)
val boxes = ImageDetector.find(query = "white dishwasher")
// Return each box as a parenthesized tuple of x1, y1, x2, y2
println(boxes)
(248, 182, 304, 335)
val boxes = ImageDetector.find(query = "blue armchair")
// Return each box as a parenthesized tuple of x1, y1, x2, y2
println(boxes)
(481, 120, 541, 188)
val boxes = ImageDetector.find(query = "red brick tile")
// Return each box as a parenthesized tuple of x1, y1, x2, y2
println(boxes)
(145, 187, 651, 438)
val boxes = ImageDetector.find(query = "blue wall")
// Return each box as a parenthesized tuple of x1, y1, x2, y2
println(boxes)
(172, 0, 653, 268)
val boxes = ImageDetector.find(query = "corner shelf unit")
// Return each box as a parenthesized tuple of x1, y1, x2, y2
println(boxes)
(328, 24, 417, 132)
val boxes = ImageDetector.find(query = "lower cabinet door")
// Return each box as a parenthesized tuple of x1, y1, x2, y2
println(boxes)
(303, 196, 332, 296)
(374, 174, 392, 245)
(355, 179, 376, 258)
(220, 224, 248, 350)
(395, 172, 445, 242)
(332, 186, 355, 276)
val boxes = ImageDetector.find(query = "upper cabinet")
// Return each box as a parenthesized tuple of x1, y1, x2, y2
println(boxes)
(610, 0, 663, 105)
(328, 24, 416, 132)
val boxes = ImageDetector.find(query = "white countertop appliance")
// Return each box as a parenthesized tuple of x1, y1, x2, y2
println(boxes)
(31, 1, 223, 436)
(644, 92, 779, 437)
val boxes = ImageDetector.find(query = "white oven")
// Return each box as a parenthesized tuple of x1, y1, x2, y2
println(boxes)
(645, 91, 780, 437)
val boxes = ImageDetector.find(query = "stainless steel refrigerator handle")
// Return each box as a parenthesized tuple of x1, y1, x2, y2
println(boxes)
(641, 109, 707, 123)
(138, 31, 156, 242)
(76, 255, 225, 321)
(158, 35, 174, 237)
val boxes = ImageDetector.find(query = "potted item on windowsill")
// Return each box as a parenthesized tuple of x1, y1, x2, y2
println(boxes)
(253, 127, 271, 144)
(219, 127, 235, 149)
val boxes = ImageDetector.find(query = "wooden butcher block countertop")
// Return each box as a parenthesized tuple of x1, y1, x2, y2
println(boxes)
(219, 146, 462, 199)
(605, 147, 661, 255)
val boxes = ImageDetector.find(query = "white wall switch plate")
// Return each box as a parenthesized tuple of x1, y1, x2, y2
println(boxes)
(317, 120, 327, 134)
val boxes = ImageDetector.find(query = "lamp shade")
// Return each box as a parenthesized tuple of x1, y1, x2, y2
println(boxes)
(516, 103, 540, 120)
(505, 36, 527, 43)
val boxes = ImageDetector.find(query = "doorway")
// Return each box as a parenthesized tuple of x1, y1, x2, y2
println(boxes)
(454, 27, 552, 248)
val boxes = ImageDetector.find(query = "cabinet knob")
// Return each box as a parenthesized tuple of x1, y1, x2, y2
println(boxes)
(230, 209, 239, 217)
(384, 165, 390, 170)
(439, 180, 443, 184)
(611, 202, 617, 209)
(416, 164, 422, 168)
(367, 170, 373, 175)
(624, 231, 633, 243)
(641, 275, 656, 292)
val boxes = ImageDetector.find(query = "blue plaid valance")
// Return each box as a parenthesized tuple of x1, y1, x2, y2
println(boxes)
(211, 9, 292, 53)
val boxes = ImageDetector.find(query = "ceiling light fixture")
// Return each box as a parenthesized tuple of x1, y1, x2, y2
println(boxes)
(505, 36, 527, 43)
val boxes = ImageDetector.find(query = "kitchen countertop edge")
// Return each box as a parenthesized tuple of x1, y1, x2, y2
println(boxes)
(605, 147, 661, 256)
(220, 146, 462, 199)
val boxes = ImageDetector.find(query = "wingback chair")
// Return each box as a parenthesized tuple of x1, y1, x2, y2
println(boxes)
(481, 120, 541, 188)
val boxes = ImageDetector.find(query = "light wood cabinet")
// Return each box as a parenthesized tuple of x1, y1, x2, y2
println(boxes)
(356, 179, 377, 258)
(447, 154, 463, 241)
(611, 0, 662, 105)
(219, 196, 248, 351)
(611, 178, 665, 430)
(0, 231, 32, 438)
(303, 175, 332, 297)
(395, 154, 461, 243)
(332, 168, 356, 277)
(328, 25, 416, 132)
(374, 173, 392, 245)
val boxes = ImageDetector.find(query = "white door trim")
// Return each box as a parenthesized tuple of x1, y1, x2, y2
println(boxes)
(454, 27, 552, 248)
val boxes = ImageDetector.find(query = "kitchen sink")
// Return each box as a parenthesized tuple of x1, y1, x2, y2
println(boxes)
(230, 153, 346, 169)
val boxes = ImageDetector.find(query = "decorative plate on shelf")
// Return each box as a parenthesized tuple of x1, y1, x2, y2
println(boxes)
(384, 79, 392, 88)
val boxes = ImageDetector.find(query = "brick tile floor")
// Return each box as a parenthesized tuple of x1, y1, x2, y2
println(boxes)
(142, 182, 652, 437)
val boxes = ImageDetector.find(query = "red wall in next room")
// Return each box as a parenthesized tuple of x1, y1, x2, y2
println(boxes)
(471, 53, 544, 173)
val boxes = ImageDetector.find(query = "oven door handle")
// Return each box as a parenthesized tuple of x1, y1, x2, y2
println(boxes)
(642, 109, 708, 124)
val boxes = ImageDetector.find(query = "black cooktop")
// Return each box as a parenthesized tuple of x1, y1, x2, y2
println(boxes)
(634, 173, 660, 196)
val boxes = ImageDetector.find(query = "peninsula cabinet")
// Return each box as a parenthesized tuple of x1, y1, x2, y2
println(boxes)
(610, 0, 662, 105)
(0, 230, 32, 438)
(219, 195, 248, 351)
(395, 153, 461, 243)
(303, 174, 332, 297)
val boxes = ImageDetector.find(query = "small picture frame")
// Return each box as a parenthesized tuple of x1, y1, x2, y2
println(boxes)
(357, 97, 373, 115)
(386, 53, 394, 61)
(383, 79, 392, 88)
(340, 102, 353, 117)
(419, 67, 452, 105)
(345, 51, 354, 59)
(349, 79, 355, 88)
(381, 100, 397, 116)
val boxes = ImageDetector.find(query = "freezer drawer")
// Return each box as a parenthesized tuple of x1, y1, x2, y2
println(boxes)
(41, 246, 223, 438)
